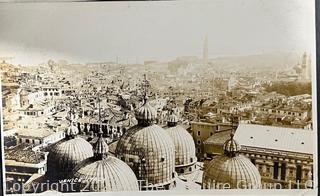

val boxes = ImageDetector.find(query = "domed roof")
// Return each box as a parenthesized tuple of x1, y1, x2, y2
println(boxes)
(166, 114, 196, 167)
(202, 133, 261, 189)
(47, 120, 93, 180)
(73, 156, 139, 192)
(135, 96, 157, 126)
(47, 138, 94, 179)
(116, 97, 176, 188)
(115, 124, 175, 188)
(73, 129, 139, 192)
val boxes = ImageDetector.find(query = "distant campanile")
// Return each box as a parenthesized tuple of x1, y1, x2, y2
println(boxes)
(203, 35, 208, 66)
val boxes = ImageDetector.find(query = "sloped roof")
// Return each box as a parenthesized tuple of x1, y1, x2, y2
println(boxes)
(204, 130, 233, 145)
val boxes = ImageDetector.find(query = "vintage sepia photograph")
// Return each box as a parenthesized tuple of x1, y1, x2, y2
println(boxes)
(0, 0, 317, 195)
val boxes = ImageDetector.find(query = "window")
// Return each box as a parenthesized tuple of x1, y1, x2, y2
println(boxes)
(296, 165, 302, 182)
(190, 158, 193, 163)
(281, 163, 286, 180)
(26, 139, 30, 143)
(273, 162, 279, 179)
(197, 131, 200, 136)
(197, 140, 201, 144)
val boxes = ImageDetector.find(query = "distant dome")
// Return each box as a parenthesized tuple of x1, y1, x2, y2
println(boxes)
(73, 129, 139, 192)
(166, 113, 197, 175)
(202, 133, 261, 189)
(47, 121, 93, 180)
(115, 97, 176, 190)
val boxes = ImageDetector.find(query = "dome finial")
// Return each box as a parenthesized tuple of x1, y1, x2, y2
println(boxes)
(142, 73, 150, 104)
(135, 74, 157, 126)
(230, 132, 234, 139)
(65, 103, 79, 139)
(143, 93, 149, 105)
(223, 131, 241, 157)
(93, 128, 109, 160)
(93, 93, 108, 160)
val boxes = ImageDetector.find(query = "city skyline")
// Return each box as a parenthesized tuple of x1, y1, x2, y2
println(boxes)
(0, 0, 315, 65)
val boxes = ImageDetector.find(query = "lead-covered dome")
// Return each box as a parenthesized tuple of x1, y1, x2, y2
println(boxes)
(165, 113, 197, 175)
(47, 121, 93, 181)
(115, 97, 176, 190)
(202, 133, 261, 189)
(135, 96, 157, 126)
(73, 128, 139, 192)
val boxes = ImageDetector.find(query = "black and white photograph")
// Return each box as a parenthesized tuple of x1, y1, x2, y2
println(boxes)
(0, 0, 317, 195)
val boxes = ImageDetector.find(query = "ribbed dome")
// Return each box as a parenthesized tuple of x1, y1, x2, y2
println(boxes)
(202, 133, 261, 189)
(167, 113, 179, 127)
(135, 96, 157, 126)
(202, 155, 261, 189)
(47, 118, 93, 180)
(73, 130, 139, 192)
(115, 124, 176, 189)
(92, 135, 109, 158)
(47, 137, 94, 179)
(166, 114, 197, 173)
(73, 156, 139, 192)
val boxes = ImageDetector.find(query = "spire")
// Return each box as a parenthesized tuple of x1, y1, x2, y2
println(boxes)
(142, 73, 150, 100)
(135, 75, 157, 126)
(97, 93, 104, 135)
(65, 99, 79, 139)
(92, 92, 109, 159)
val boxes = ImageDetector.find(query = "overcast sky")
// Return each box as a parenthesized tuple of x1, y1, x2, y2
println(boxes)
(0, 0, 315, 65)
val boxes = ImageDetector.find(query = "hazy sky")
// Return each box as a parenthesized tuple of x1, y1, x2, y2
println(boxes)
(0, 0, 315, 65)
